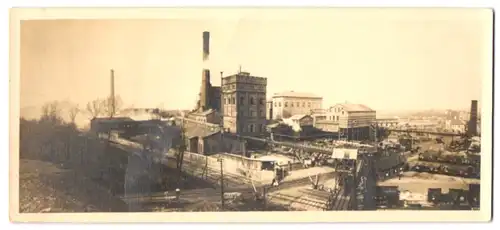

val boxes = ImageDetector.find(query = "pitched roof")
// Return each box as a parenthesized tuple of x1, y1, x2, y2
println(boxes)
(189, 109, 215, 116)
(334, 103, 374, 112)
(273, 91, 322, 99)
(185, 126, 220, 138)
(289, 114, 311, 120)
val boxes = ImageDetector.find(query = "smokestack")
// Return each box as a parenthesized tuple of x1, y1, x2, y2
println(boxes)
(200, 69, 211, 110)
(468, 100, 478, 136)
(110, 69, 115, 117)
(203, 31, 210, 61)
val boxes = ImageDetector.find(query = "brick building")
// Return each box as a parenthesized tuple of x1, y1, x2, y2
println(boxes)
(221, 71, 267, 136)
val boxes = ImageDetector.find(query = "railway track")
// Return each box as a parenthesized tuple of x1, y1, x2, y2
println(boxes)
(267, 192, 327, 211)
(120, 171, 339, 206)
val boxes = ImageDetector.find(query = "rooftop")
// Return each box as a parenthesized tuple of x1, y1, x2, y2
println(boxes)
(185, 126, 220, 138)
(190, 108, 215, 116)
(273, 91, 322, 99)
(289, 114, 311, 121)
(334, 103, 374, 112)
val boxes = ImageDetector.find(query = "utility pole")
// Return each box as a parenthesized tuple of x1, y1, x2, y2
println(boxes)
(218, 158, 225, 210)
(351, 159, 358, 210)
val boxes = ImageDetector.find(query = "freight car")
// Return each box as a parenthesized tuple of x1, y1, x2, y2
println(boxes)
(418, 150, 479, 166)
(409, 161, 479, 179)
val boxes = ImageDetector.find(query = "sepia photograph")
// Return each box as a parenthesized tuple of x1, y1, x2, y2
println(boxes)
(9, 8, 493, 222)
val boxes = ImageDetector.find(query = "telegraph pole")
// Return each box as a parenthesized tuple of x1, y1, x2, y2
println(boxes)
(218, 158, 225, 210)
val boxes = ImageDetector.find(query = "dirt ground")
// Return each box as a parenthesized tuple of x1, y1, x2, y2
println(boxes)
(19, 159, 128, 213)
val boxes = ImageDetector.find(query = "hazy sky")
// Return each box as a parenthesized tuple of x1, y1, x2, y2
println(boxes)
(20, 9, 491, 115)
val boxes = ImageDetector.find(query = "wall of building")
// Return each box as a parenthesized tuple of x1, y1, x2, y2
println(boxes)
(314, 121, 339, 132)
(209, 86, 221, 112)
(327, 105, 376, 128)
(222, 72, 267, 136)
(266, 101, 273, 120)
(271, 96, 322, 119)
(179, 150, 274, 182)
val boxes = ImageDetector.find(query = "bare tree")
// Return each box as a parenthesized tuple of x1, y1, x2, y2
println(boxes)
(175, 123, 187, 185)
(103, 95, 123, 118)
(69, 104, 80, 125)
(86, 99, 104, 119)
(40, 101, 63, 124)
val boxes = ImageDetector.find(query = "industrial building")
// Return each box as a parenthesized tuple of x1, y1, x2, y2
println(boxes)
(326, 103, 376, 140)
(271, 91, 323, 119)
(221, 71, 268, 136)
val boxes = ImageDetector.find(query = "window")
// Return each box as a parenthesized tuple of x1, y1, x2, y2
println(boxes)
(248, 124, 254, 133)
(250, 97, 255, 105)
(342, 111, 344, 115)
(291, 102, 294, 107)
(260, 98, 264, 105)
(279, 102, 282, 107)
(231, 97, 235, 104)
(336, 116, 339, 121)
(274, 102, 277, 107)
(285, 102, 288, 107)
(303, 102, 306, 107)
(240, 96, 245, 105)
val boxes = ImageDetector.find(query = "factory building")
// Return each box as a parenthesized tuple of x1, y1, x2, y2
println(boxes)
(221, 71, 267, 136)
(325, 103, 376, 140)
(271, 91, 323, 120)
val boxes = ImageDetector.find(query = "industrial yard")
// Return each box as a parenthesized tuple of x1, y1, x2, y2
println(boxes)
(17, 16, 485, 215)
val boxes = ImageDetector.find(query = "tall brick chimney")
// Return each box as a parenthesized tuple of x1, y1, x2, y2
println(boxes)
(200, 69, 210, 110)
(203, 31, 210, 61)
(468, 100, 478, 136)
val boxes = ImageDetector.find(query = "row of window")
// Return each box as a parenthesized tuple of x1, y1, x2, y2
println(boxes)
(328, 115, 340, 121)
(239, 109, 265, 117)
(240, 123, 266, 133)
(274, 101, 316, 108)
(224, 96, 265, 105)
(223, 108, 266, 118)
(223, 84, 265, 90)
